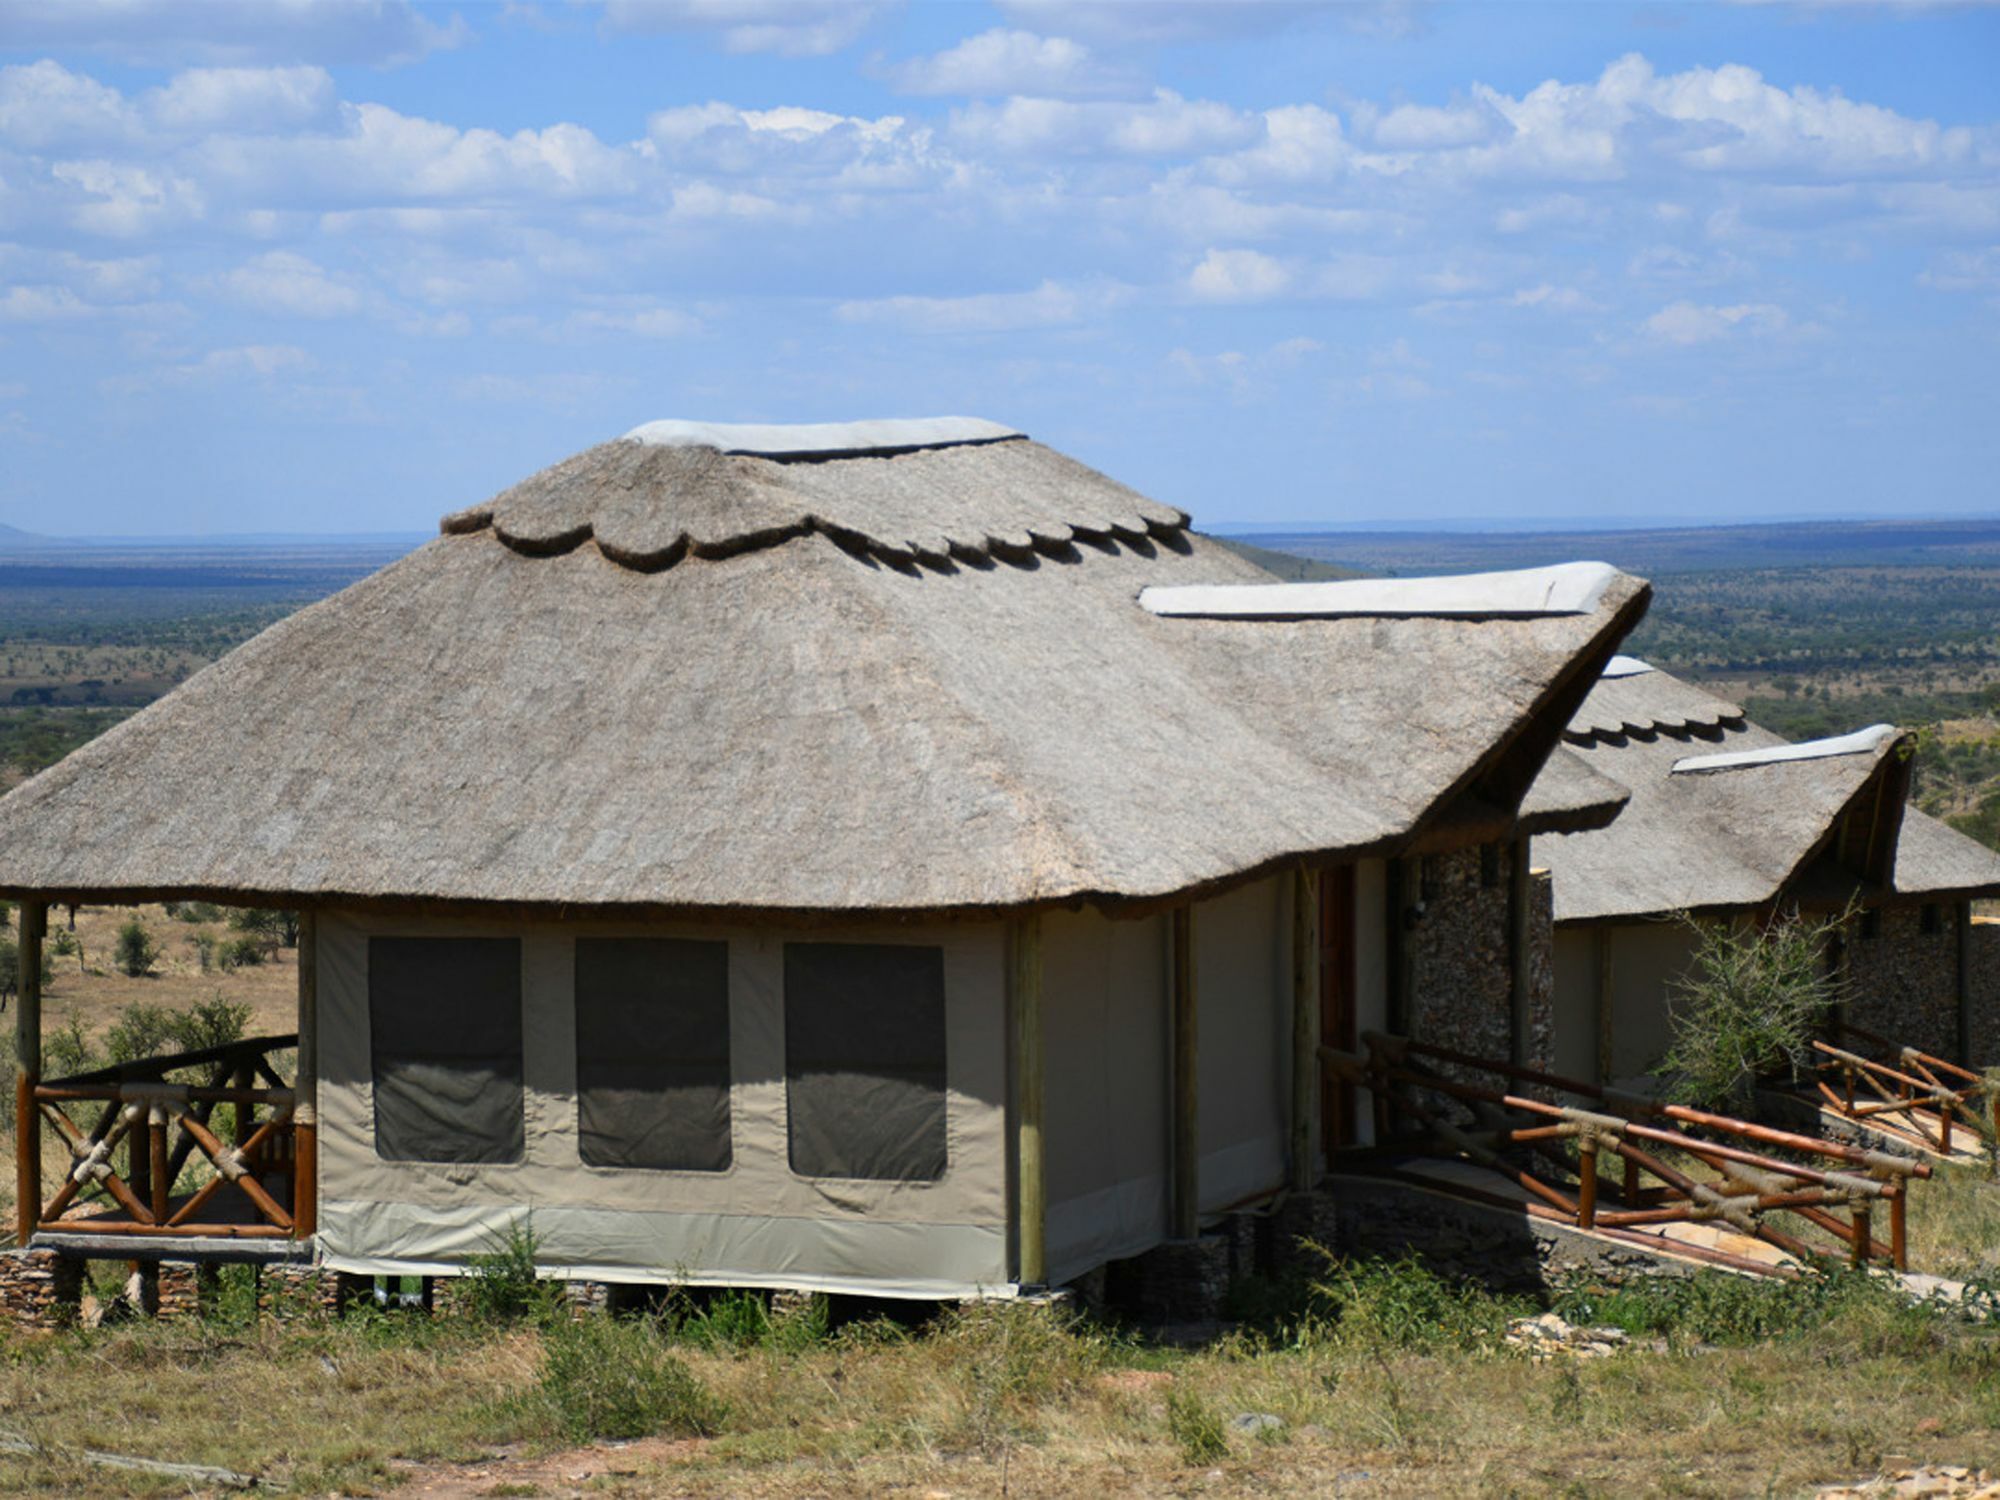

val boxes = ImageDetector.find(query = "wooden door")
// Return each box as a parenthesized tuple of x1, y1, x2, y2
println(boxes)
(1319, 864, 1358, 1151)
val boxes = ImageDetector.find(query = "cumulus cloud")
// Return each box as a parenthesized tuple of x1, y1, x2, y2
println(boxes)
(217, 250, 365, 317)
(600, 0, 884, 56)
(0, 0, 463, 66)
(996, 1, 1413, 44)
(953, 89, 1258, 157)
(835, 279, 1131, 333)
(1642, 300, 1791, 344)
(1185, 248, 1292, 302)
(890, 28, 1128, 99)
(146, 67, 337, 132)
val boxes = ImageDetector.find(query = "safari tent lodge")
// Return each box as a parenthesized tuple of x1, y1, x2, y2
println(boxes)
(0, 418, 1650, 1306)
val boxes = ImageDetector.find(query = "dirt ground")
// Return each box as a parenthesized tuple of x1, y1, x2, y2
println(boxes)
(18, 902, 298, 1051)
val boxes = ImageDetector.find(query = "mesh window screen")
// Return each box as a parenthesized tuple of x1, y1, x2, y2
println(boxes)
(369, 937, 523, 1163)
(575, 938, 732, 1171)
(784, 942, 947, 1182)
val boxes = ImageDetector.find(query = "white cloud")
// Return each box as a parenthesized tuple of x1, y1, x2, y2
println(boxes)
(1920, 247, 2000, 293)
(105, 344, 316, 392)
(996, 1, 1413, 44)
(1642, 300, 1790, 344)
(566, 305, 702, 338)
(0, 285, 95, 322)
(1356, 100, 1497, 150)
(835, 279, 1130, 333)
(0, 0, 463, 66)
(600, 0, 883, 56)
(1511, 283, 1601, 313)
(1185, 247, 1291, 302)
(0, 60, 138, 148)
(891, 29, 1126, 100)
(952, 90, 1258, 157)
(49, 160, 206, 236)
(217, 250, 364, 317)
(146, 67, 336, 132)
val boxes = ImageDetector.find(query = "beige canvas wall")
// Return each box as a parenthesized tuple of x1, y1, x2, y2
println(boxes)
(1041, 906, 1170, 1285)
(315, 909, 1010, 1298)
(1551, 928, 1600, 1085)
(1194, 874, 1291, 1214)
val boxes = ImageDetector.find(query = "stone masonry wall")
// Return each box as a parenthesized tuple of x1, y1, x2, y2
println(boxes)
(1970, 918, 2000, 1069)
(1406, 844, 1555, 1076)
(1843, 902, 1962, 1064)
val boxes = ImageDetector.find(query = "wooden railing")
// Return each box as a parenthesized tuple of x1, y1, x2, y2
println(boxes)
(1814, 1022, 1994, 1160)
(1323, 1031, 1931, 1274)
(32, 1035, 300, 1240)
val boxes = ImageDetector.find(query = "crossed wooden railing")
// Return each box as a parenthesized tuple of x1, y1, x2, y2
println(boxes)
(1323, 1031, 1931, 1274)
(1814, 1022, 1995, 1160)
(33, 1035, 299, 1240)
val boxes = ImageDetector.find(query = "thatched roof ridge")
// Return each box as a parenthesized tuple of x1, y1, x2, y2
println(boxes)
(442, 433, 1187, 571)
(1533, 666, 2000, 922)
(0, 431, 1648, 916)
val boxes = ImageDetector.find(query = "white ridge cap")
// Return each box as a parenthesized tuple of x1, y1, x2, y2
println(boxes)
(1671, 724, 1901, 776)
(1139, 561, 1620, 620)
(621, 416, 1022, 456)
(1602, 655, 1654, 678)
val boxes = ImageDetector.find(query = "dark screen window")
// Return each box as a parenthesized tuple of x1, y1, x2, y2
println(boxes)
(784, 943, 947, 1182)
(370, 937, 523, 1163)
(575, 938, 731, 1171)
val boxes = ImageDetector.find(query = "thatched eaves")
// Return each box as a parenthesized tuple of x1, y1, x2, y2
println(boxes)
(0, 426, 1648, 918)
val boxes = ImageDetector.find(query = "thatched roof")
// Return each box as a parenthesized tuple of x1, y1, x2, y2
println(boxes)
(1532, 663, 2000, 922)
(0, 425, 1648, 917)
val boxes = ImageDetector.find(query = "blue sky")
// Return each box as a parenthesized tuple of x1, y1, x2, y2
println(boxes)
(1, 1, 1996, 536)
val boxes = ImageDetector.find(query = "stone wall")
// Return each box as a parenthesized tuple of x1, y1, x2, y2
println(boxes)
(1405, 844, 1554, 1075)
(0, 1249, 82, 1328)
(1843, 902, 1962, 1063)
(1969, 918, 2000, 1069)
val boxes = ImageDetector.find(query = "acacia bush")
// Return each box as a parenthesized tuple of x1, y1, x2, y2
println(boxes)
(1656, 909, 1848, 1111)
(113, 918, 156, 978)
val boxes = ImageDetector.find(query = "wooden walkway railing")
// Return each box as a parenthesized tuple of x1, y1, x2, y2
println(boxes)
(1814, 1021, 1994, 1160)
(32, 1034, 300, 1241)
(1323, 1031, 1931, 1273)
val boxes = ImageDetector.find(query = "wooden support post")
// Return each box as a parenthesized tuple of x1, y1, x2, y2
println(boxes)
(1171, 903, 1199, 1241)
(1956, 900, 1973, 1068)
(1622, 1152, 1640, 1205)
(148, 1108, 169, 1225)
(1850, 1201, 1870, 1269)
(1010, 912, 1044, 1288)
(1290, 868, 1319, 1194)
(1576, 1134, 1598, 1230)
(14, 900, 43, 1247)
(1889, 1186, 1907, 1271)
(1507, 838, 1533, 1068)
(293, 911, 318, 1240)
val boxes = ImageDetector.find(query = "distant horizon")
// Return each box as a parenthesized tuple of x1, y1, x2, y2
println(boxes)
(6, 510, 2000, 547)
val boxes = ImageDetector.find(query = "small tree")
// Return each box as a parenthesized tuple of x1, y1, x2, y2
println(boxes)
(1656, 908, 1848, 1112)
(114, 918, 158, 978)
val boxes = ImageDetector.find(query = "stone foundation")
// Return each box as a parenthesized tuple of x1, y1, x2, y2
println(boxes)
(256, 1261, 342, 1319)
(1103, 1234, 1230, 1324)
(0, 1249, 83, 1328)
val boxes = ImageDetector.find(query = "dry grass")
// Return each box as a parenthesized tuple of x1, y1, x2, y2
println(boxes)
(0, 1267, 1992, 1497)
(24, 903, 297, 1052)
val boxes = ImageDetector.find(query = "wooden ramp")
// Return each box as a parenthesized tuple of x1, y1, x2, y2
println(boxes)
(1808, 1026, 1992, 1166)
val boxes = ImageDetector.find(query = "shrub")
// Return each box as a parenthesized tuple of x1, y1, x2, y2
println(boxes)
(0, 934, 52, 994)
(104, 994, 250, 1064)
(228, 908, 298, 949)
(1656, 908, 1849, 1111)
(114, 919, 157, 977)
(193, 932, 216, 971)
(1166, 1389, 1228, 1466)
(1304, 1250, 1524, 1352)
(173, 993, 251, 1053)
(535, 1315, 722, 1442)
(43, 1016, 95, 1078)
(174, 901, 223, 924)
(461, 1220, 557, 1324)
(218, 935, 265, 970)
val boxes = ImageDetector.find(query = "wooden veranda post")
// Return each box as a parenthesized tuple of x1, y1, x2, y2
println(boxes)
(14, 899, 44, 1247)
(1010, 912, 1044, 1287)
(1290, 868, 1319, 1193)
(1171, 903, 1199, 1240)
(1507, 839, 1532, 1067)
(293, 911, 318, 1240)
